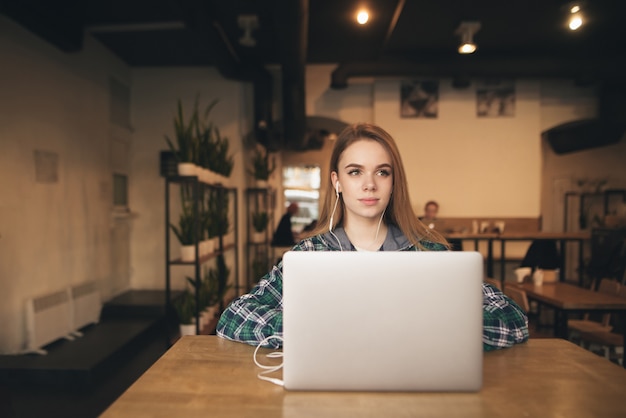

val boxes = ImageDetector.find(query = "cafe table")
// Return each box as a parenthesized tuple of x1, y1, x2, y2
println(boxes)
(509, 281, 626, 367)
(497, 231, 591, 286)
(443, 232, 498, 277)
(101, 336, 626, 418)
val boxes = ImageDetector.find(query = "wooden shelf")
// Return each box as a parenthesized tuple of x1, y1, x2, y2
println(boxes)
(168, 244, 237, 265)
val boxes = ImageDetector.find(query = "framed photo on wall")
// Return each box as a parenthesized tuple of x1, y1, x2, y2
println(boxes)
(400, 80, 439, 118)
(476, 79, 515, 117)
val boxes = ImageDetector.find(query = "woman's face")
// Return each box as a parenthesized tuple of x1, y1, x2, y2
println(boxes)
(332, 139, 393, 225)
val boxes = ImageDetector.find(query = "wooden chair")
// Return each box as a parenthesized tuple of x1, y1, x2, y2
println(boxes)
(578, 330, 623, 366)
(504, 286, 529, 313)
(484, 278, 501, 291)
(568, 278, 621, 338)
(578, 286, 626, 365)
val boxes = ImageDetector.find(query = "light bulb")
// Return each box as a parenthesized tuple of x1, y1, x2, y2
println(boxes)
(569, 14, 583, 30)
(458, 43, 477, 54)
(357, 10, 369, 25)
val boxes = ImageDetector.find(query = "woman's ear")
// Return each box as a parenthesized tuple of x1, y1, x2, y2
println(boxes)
(330, 172, 339, 193)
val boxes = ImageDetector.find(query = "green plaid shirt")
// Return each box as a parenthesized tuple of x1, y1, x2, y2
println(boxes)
(217, 226, 528, 351)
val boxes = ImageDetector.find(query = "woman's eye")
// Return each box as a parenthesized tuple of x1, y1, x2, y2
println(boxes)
(348, 169, 360, 176)
(377, 169, 391, 177)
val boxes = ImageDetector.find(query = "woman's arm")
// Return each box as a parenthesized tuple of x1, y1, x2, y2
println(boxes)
(216, 264, 285, 348)
(482, 283, 529, 351)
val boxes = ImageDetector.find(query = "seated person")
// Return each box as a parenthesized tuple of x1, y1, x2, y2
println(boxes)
(520, 240, 560, 271)
(419, 200, 463, 251)
(218, 123, 528, 351)
(271, 202, 299, 247)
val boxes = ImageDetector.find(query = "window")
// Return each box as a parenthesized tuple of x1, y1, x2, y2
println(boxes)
(282, 165, 320, 233)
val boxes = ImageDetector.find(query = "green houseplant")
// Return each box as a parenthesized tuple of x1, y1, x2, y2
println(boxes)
(209, 188, 231, 238)
(170, 207, 197, 261)
(251, 211, 269, 243)
(204, 255, 232, 312)
(247, 145, 275, 185)
(212, 127, 235, 179)
(164, 99, 200, 175)
(173, 290, 196, 336)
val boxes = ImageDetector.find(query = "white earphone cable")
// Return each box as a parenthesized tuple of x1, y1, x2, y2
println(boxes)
(329, 185, 343, 251)
(253, 335, 285, 386)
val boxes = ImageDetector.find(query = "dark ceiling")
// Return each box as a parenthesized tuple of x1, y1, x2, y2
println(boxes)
(3, 0, 625, 150)
(3, 0, 626, 83)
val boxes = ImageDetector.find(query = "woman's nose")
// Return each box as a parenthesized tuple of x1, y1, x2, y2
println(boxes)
(363, 174, 377, 191)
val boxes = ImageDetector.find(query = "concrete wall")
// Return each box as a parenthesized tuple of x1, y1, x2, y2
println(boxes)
(0, 15, 130, 353)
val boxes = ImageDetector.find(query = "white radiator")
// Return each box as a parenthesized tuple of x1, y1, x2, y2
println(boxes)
(25, 289, 74, 354)
(70, 281, 102, 333)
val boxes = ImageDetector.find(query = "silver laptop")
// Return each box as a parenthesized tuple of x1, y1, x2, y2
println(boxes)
(282, 251, 484, 392)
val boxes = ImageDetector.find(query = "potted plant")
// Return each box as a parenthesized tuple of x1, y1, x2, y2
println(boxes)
(209, 188, 231, 246)
(247, 145, 275, 187)
(214, 254, 233, 311)
(202, 266, 221, 319)
(195, 99, 219, 183)
(173, 290, 196, 336)
(164, 99, 200, 176)
(251, 211, 269, 243)
(169, 202, 197, 261)
(212, 128, 234, 184)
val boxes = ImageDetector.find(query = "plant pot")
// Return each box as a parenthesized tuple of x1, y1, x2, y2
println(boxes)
(177, 162, 196, 176)
(179, 323, 196, 336)
(180, 245, 196, 262)
(224, 232, 235, 247)
(252, 231, 266, 243)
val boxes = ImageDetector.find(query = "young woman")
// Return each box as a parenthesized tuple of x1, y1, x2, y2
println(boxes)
(217, 123, 528, 350)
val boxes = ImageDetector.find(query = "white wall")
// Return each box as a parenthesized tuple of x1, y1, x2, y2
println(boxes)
(373, 79, 542, 218)
(0, 16, 129, 353)
(130, 68, 251, 293)
(539, 81, 626, 232)
(301, 66, 544, 218)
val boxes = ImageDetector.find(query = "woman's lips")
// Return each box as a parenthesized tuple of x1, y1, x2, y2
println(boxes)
(359, 198, 379, 206)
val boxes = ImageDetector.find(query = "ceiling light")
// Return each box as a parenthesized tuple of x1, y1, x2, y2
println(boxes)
(565, 2, 585, 31)
(455, 21, 481, 54)
(356, 10, 369, 25)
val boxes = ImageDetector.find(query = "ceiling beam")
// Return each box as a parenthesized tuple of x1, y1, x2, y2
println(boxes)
(330, 56, 626, 89)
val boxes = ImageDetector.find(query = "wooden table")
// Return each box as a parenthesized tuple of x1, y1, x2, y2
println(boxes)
(497, 231, 590, 285)
(510, 281, 626, 367)
(101, 336, 626, 418)
(444, 233, 498, 276)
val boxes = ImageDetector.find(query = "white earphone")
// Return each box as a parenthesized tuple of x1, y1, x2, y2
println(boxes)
(329, 180, 343, 250)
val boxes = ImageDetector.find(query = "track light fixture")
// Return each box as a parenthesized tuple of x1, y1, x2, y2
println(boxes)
(455, 21, 481, 54)
(565, 2, 585, 31)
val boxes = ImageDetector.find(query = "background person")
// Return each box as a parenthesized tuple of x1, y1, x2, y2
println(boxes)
(271, 202, 299, 247)
(419, 200, 463, 251)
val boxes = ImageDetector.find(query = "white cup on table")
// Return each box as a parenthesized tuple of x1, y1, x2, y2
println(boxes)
(532, 269, 544, 286)
(514, 267, 532, 283)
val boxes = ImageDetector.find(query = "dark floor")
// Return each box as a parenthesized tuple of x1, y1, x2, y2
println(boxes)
(0, 290, 179, 418)
(2, 335, 170, 418)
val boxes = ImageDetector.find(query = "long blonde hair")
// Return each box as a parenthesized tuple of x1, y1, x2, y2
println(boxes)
(307, 123, 449, 250)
